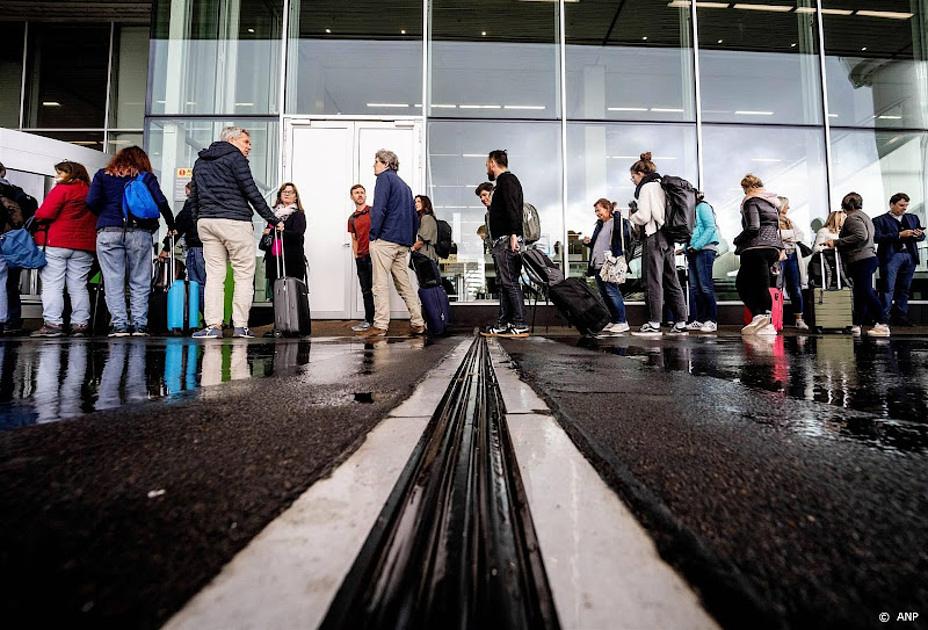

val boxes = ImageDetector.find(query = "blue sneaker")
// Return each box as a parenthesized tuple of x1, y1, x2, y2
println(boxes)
(192, 326, 222, 339)
(233, 327, 255, 339)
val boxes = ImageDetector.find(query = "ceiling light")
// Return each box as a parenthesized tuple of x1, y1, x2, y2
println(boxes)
(72, 141, 98, 145)
(247, 28, 255, 33)
(828, 113, 839, 118)
(607, 155, 641, 160)
(856, 10, 913, 20)
(717, 39, 724, 44)
(651, 107, 684, 113)
(877, 115, 902, 120)
(887, 136, 900, 145)
(751, 158, 782, 163)
(821, 8, 853, 16)
(667, 1, 731, 8)
(608, 107, 648, 112)
(235, 102, 255, 107)
(325, 28, 331, 34)
(861, 47, 867, 51)
(735, 110, 774, 116)
(431, 104, 456, 109)
(732, 3, 793, 12)
(790, 43, 797, 48)
(401, 29, 406, 34)
(366, 103, 410, 108)
(503, 105, 546, 110)
(42, 101, 61, 107)
(481, 31, 487, 36)
(459, 104, 502, 109)
(462, 153, 486, 158)
(642, 36, 648, 41)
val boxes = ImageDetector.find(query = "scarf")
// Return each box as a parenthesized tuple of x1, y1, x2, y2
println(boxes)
(274, 203, 298, 222)
(741, 189, 781, 212)
(633, 172, 661, 199)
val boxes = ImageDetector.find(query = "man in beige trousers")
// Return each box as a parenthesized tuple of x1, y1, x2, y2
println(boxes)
(190, 127, 282, 339)
(362, 149, 425, 338)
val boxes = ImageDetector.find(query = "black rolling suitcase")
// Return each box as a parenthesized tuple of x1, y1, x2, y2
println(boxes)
(149, 259, 170, 334)
(548, 277, 610, 336)
(272, 234, 312, 337)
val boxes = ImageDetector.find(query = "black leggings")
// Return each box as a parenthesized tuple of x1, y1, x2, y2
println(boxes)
(737, 249, 779, 315)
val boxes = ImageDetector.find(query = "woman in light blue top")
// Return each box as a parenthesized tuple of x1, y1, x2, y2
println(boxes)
(685, 191, 720, 332)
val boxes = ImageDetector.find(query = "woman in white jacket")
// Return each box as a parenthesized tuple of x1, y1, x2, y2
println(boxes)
(628, 152, 688, 336)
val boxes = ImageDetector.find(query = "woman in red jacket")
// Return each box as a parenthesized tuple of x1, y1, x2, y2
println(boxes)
(31, 161, 97, 337)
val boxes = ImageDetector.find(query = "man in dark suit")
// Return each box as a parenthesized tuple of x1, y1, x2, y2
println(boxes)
(873, 193, 925, 326)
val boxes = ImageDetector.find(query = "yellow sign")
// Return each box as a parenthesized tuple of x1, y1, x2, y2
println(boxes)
(176, 167, 193, 178)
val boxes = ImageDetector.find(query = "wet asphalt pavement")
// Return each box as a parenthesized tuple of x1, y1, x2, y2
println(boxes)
(0, 335, 456, 628)
(501, 332, 928, 630)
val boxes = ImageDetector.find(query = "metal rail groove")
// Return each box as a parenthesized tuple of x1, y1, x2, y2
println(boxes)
(320, 335, 560, 630)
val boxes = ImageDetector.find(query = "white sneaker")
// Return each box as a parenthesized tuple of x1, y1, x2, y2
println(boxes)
(850, 325, 862, 336)
(794, 318, 810, 331)
(755, 323, 778, 336)
(610, 322, 631, 334)
(741, 314, 768, 335)
(685, 321, 704, 331)
(351, 321, 372, 332)
(633, 322, 662, 337)
(699, 321, 718, 333)
(867, 323, 891, 337)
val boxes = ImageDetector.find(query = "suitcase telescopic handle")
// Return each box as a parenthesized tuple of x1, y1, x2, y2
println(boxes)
(274, 228, 287, 281)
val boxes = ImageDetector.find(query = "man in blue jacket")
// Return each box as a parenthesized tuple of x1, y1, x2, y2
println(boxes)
(873, 193, 924, 326)
(362, 149, 424, 339)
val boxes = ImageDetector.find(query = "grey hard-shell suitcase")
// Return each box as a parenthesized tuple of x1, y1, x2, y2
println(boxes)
(271, 234, 312, 337)
(814, 250, 852, 331)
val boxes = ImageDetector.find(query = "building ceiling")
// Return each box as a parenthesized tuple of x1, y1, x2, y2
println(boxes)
(0, 1, 152, 24)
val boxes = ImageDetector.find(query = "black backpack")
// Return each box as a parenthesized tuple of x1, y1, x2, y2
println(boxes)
(435, 218, 454, 259)
(660, 176, 697, 243)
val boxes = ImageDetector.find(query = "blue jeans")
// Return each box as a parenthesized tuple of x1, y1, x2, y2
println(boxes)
(881, 251, 916, 321)
(849, 257, 885, 325)
(595, 275, 627, 324)
(39, 247, 95, 326)
(780, 251, 804, 317)
(186, 247, 206, 317)
(687, 249, 718, 323)
(96, 229, 154, 329)
(0, 256, 7, 324)
(491, 237, 526, 327)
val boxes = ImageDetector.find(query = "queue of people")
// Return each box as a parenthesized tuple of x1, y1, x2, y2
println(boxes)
(0, 132, 924, 341)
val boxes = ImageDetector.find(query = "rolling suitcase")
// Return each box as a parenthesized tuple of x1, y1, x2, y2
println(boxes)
(166, 237, 203, 334)
(814, 250, 853, 331)
(149, 259, 169, 334)
(742, 288, 785, 332)
(419, 285, 450, 336)
(272, 233, 312, 337)
(548, 277, 610, 336)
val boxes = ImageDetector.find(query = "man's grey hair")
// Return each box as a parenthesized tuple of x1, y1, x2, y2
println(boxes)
(220, 126, 250, 143)
(375, 149, 399, 171)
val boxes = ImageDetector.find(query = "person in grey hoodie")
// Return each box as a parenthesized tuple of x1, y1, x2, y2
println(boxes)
(189, 127, 282, 339)
(824, 192, 890, 337)
(733, 174, 783, 336)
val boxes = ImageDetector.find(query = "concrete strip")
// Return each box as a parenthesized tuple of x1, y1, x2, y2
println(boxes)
(489, 341, 719, 630)
(164, 341, 471, 630)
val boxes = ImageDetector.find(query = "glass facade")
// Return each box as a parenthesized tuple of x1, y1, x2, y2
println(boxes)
(6, 1, 924, 307)
(3, 20, 148, 152)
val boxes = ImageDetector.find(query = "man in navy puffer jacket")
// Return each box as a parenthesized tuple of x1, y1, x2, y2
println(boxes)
(190, 127, 281, 339)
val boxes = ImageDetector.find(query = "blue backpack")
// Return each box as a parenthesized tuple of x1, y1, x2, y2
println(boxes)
(122, 173, 161, 221)
(0, 218, 46, 269)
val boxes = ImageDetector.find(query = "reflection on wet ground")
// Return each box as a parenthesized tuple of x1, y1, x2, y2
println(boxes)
(565, 333, 928, 453)
(0, 337, 422, 430)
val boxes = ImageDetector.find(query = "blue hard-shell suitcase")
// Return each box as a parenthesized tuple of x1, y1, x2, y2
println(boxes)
(419, 285, 450, 336)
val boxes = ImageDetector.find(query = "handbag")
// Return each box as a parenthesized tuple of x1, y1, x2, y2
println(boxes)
(258, 231, 273, 252)
(0, 217, 46, 269)
(599, 215, 628, 284)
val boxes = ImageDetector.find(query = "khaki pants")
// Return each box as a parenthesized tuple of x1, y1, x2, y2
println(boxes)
(198, 218, 256, 329)
(369, 239, 424, 330)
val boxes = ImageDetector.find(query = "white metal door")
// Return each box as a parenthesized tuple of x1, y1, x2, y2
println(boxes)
(285, 119, 422, 319)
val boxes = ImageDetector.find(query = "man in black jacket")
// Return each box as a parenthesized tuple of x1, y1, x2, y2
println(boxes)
(480, 150, 529, 338)
(0, 162, 37, 335)
(189, 127, 282, 339)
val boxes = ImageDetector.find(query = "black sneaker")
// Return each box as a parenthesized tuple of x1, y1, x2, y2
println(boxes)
(108, 326, 131, 338)
(131, 326, 150, 337)
(480, 324, 509, 337)
(499, 324, 530, 339)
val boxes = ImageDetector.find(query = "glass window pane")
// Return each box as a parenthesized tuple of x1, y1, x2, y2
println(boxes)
(145, 118, 278, 225)
(698, 1, 823, 125)
(151, 0, 283, 115)
(287, 0, 422, 115)
(112, 26, 150, 129)
(31, 130, 105, 151)
(25, 24, 109, 128)
(427, 121, 562, 302)
(566, 123, 697, 286)
(0, 22, 24, 128)
(823, 1, 928, 129)
(701, 124, 828, 299)
(567, 0, 694, 122)
(830, 129, 928, 290)
(430, 0, 559, 118)
(107, 132, 145, 155)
